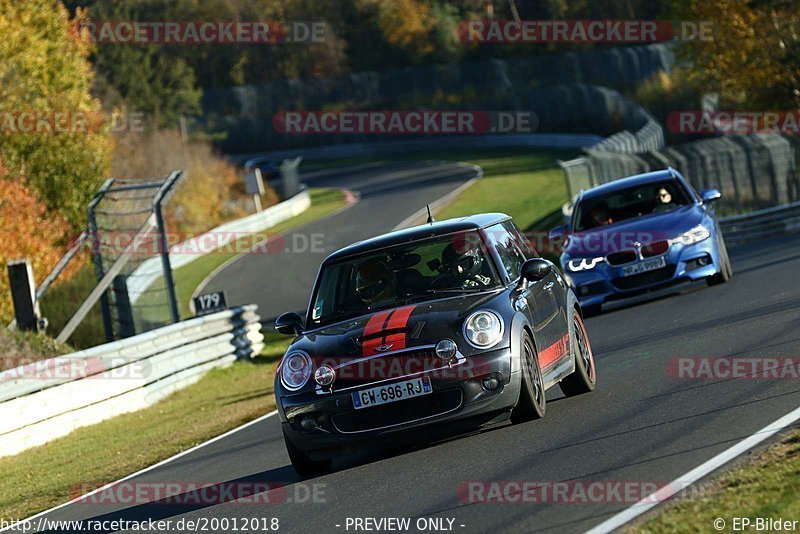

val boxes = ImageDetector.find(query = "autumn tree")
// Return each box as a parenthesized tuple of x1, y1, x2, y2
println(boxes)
(0, 0, 112, 230)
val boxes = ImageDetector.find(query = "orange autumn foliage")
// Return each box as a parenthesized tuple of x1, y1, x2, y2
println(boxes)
(0, 162, 79, 323)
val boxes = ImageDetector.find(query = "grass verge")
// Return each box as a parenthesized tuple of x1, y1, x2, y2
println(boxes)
(632, 431, 800, 533)
(301, 147, 577, 233)
(0, 333, 290, 521)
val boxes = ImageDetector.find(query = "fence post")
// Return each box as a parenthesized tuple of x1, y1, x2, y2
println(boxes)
(7, 260, 40, 332)
(153, 171, 183, 324)
(88, 178, 116, 342)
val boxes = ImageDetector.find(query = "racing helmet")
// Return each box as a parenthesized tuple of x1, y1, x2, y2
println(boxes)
(442, 241, 484, 280)
(355, 259, 396, 305)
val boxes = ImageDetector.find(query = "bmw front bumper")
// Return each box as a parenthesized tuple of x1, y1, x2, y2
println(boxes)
(564, 236, 722, 307)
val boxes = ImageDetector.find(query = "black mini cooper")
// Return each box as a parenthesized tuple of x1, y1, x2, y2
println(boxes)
(274, 213, 596, 475)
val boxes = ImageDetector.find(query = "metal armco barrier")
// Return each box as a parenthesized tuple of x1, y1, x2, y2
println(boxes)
(0, 305, 264, 458)
(720, 200, 800, 245)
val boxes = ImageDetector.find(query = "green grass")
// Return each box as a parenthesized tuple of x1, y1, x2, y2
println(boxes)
(174, 187, 347, 318)
(0, 333, 291, 522)
(632, 431, 800, 533)
(302, 147, 578, 232)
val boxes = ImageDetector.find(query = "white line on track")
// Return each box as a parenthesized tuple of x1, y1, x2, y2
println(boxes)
(586, 404, 800, 533)
(2, 410, 279, 532)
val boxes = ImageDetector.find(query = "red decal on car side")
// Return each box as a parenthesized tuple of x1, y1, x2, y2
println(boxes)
(538, 333, 570, 368)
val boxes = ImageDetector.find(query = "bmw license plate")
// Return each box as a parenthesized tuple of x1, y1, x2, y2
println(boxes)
(352, 376, 432, 410)
(620, 256, 666, 277)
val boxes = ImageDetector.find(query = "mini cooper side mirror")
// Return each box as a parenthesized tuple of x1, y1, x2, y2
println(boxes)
(700, 188, 722, 203)
(275, 312, 304, 336)
(520, 258, 551, 283)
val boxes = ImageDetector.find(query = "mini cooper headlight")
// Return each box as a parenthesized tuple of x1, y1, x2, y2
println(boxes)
(435, 339, 458, 360)
(567, 257, 604, 272)
(463, 310, 504, 349)
(281, 351, 312, 390)
(314, 365, 335, 387)
(670, 224, 710, 246)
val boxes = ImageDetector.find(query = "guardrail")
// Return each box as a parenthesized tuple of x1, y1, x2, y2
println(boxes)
(0, 305, 264, 458)
(720, 200, 800, 245)
(127, 188, 311, 305)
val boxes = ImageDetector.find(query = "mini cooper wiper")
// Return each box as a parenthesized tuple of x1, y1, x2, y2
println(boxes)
(424, 287, 489, 294)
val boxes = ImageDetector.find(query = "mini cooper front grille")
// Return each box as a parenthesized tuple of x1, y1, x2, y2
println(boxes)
(331, 388, 463, 433)
(641, 240, 669, 258)
(611, 265, 675, 290)
(332, 349, 443, 392)
(606, 249, 637, 266)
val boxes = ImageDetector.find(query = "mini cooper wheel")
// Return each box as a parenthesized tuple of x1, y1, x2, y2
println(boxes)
(283, 429, 332, 477)
(560, 311, 596, 397)
(511, 332, 546, 422)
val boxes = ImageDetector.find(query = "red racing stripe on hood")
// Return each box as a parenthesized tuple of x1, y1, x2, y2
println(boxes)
(360, 305, 417, 356)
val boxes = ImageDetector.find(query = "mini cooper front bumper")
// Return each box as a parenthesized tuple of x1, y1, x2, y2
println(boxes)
(277, 346, 521, 461)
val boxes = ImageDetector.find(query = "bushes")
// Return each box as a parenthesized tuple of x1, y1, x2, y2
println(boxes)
(0, 163, 78, 324)
(111, 130, 277, 235)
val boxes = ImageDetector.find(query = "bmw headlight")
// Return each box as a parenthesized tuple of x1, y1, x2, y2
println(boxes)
(463, 310, 504, 349)
(280, 351, 312, 391)
(567, 257, 604, 272)
(670, 224, 710, 246)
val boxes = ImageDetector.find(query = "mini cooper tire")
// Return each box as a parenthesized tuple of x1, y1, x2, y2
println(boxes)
(511, 332, 546, 423)
(560, 311, 596, 397)
(283, 429, 332, 477)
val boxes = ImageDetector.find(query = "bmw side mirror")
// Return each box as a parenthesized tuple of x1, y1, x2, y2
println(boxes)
(700, 188, 721, 203)
(520, 258, 551, 283)
(548, 224, 567, 241)
(275, 312, 304, 336)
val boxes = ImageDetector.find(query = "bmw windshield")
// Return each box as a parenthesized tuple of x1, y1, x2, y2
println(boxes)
(309, 231, 502, 327)
(573, 179, 693, 232)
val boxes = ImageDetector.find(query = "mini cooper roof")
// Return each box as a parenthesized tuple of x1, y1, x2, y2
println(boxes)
(324, 212, 511, 263)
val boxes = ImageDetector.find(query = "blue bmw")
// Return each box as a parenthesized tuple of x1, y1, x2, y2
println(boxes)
(550, 168, 733, 314)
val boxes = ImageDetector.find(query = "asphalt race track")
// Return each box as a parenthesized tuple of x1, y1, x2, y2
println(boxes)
(201, 161, 482, 322)
(28, 163, 800, 533)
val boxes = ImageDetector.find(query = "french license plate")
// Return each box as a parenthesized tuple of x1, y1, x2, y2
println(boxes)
(352, 376, 432, 410)
(620, 256, 666, 277)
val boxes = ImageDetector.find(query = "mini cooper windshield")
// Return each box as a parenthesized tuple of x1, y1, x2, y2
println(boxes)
(310, 231, 502, 327)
